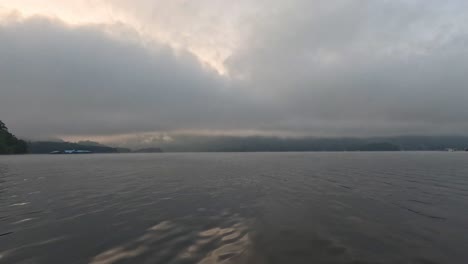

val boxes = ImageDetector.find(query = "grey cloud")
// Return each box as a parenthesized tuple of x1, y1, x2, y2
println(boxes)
(1, 1, 468, 142)
(0, 17, 273, 139)
(226, 0, 468, 136)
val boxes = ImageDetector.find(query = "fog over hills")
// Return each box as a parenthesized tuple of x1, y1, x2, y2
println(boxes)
(105, 135, 468, 152)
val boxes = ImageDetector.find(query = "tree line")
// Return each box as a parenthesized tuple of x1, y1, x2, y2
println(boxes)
(0, 120, 28, 154)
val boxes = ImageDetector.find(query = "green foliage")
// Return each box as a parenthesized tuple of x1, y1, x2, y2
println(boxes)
(0, 120, 6, 130)
(0, 120, 28, 154)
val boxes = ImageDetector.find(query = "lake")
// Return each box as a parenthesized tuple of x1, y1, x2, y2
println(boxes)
(1, 152, 468, 263)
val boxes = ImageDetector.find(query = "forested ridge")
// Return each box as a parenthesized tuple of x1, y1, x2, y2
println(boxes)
(0, 120, 28, 154)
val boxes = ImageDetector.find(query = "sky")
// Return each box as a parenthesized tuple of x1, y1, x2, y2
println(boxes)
(1, 1, 468, 145)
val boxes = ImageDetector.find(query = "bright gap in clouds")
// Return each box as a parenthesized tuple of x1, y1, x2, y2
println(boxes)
(0, 0, 253, 75)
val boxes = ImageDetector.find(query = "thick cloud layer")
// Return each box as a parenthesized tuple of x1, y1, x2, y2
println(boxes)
(227, 0, 468, 135)
(1, 1, 468, 142)
(0, 17, 272, 139)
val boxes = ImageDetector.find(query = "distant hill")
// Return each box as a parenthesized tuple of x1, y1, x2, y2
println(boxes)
(351, 142, 400, 151)
(133, 147, 163, 153)
(77, 140, 108, 147)
(380, 135, 468, 151)
(14, 134, 468, 153)
(156, 135, 468, 152)
(0, 121, 28, 154)
(28, 141, 130, 154)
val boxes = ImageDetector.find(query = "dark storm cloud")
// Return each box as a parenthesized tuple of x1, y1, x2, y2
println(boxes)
(0, 17, 273, 139)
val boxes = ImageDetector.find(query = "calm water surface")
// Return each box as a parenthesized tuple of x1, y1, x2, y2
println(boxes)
(1, 152, 468, 264)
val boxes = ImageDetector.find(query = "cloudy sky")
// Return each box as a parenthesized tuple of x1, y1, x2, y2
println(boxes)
(1, 1, 468, 144)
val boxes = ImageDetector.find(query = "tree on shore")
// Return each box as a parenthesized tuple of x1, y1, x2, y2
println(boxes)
(0, 120, 28, 154)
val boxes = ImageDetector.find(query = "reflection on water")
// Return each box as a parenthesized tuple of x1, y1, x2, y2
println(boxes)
(1, 152, 468, 263)
(91, 215, 253, 264)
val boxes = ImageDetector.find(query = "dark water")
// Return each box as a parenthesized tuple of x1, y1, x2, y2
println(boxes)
(1, 153, 468, 264)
